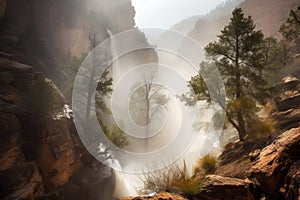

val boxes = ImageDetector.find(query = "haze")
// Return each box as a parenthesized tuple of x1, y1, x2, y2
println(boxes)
(131, 0, 228, 29)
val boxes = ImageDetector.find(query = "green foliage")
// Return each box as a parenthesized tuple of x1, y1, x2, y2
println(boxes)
(98, 119, 128, 148)
(108, 124, 128, 148)
(227, 97, 257, 122)
(140, 161, 203, 197)
(186, 8, 276, 140)
(279, 4, 300, 77)
(262, 40, 294, 84)
(95, 69, 113, 112)
(193, 154, 217, 175)
(26, 76, 58, 123)
(280, 5, 300, 43)
(181, 61, 225, 106)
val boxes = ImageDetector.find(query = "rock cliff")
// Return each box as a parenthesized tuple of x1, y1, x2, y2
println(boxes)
(0, 0, 157, 199)
(0, 0, 157, 87)
(0, 56, 115, 199)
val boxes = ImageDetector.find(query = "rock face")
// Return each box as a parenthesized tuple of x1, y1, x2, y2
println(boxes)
(250, 127, 300, 199)
(0, 55, 115, 199)
(0, 0, 158, 199)
(196, 175, 254, 200)
(0, 0, 157, 88)
(274, 78, 300, 131)
(0, 163, 44, 200)
(284, 161, 300, 200)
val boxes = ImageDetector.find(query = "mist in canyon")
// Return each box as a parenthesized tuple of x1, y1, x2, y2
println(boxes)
(1, 0, 299, 199)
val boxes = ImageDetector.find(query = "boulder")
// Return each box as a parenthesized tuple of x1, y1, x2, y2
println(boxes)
(250, 127, 300, 199)
(196, 175, 254, 200)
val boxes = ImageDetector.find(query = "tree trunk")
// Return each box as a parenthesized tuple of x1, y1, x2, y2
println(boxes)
(85, 51, 96, 120)
(237, 111, 246, 141)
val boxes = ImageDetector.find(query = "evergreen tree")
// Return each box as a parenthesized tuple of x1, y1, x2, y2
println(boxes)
(280, 5, 300, 46)
(189, 8, 273, 140)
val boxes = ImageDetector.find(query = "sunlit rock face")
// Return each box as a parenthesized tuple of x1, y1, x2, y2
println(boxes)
(250, 127, 300, 200)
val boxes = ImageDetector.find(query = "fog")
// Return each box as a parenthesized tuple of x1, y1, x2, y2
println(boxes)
(132, 0, 228, 29)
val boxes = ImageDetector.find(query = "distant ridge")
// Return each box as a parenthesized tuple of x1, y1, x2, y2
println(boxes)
(188, 0, 298, 46)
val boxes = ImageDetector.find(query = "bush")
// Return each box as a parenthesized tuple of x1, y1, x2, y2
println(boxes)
(98, 117, 128, 148)
(171, 162, 203, 197)
(193, 154, 217, 175)
(140, 161, 203, 198)
(247, 119, 276, 142)
(141, 167, 174, 194)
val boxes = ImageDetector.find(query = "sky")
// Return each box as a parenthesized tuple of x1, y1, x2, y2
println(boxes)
(131, 0, 228, 29)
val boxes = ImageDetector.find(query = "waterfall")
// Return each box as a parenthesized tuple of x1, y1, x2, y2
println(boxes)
(105, 28, 230, 198)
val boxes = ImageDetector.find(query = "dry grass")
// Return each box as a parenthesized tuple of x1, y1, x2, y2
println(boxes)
(193, 154, 217, 175)
(247, 119, 276, 142)
(140, 161, 203, 197)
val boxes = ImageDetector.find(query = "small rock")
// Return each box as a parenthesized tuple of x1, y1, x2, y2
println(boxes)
(249, 149, 261, 161)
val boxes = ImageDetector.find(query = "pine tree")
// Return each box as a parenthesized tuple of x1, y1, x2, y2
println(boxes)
(280, 5, 300, 43)
(189, 8, 273, 140)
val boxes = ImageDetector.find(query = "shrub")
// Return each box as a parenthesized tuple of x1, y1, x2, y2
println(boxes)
(193, 154, 217, 175)
(247, 119, 276, 142)
(171, 162, 203, 197)
(140, 161, 203, 198)
(141, 167, 174, 194)
(98, 117, 128, 148)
